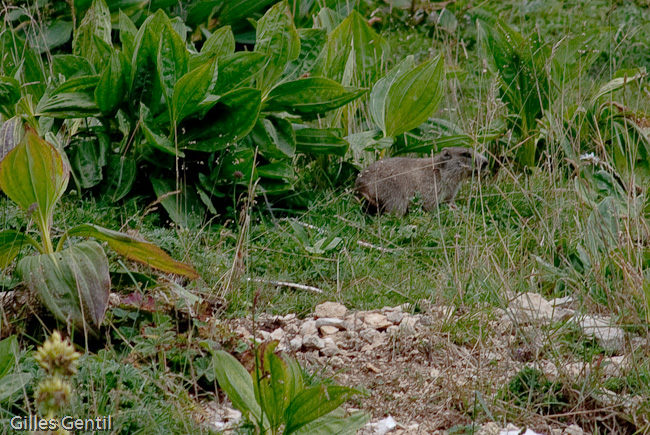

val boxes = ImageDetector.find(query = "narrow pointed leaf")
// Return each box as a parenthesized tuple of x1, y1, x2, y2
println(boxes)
(66, 223, 199, 278)
(212, 350, 263, 423)
(0, 230, 40, 268)
(265, 77, 365, 115)
(284, 385, 360, 434)
(383, 55, 445, 138)
(172, 58, 217, 124)
(255, 1, 300, 91)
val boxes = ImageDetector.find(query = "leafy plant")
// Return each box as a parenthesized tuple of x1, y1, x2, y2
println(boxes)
(0, 0, 376, 227)
(0, 335, 33, 404)
(476, 12, 603, 167)
(211, 341, 369, 434)
(0, 126, 198, 336)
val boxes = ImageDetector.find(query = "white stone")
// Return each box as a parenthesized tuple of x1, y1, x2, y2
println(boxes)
(321, 338, 340, 356)
(399, 317, 418, 336)
(270, 328, 285, 341)
(299, 320, 318, 336)
(314, 302, 347, 319)
(576, 315, 626, 352)
(361, 416, 396, 435)
(563, 424, 585, 435)
(315, 318, 345, 329)
(385, 310, 404, 324)
(303, 335, 325, 350)
(289, 337, 303, 351)
(320, 325, 339, 335)
(363, 313, 392, 330)
(507, 292, 555, 324)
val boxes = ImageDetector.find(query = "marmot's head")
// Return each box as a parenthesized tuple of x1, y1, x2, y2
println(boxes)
(435, 147, 488, 180)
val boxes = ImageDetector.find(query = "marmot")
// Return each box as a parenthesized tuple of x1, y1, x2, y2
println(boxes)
(355, 147, 488, 216)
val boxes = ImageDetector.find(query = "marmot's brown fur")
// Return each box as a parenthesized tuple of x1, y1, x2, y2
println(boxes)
(354, 147, 488, 216)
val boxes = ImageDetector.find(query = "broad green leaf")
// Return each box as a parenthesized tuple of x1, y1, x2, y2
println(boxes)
(72, 0, 112, 72)
(130, 25, 160, 113)
(254, 342, 291, 431)
(265, 77, 365, 115)
(156, 13, 190, 107)
(96, 49, 129, 115)
(66, 133, 109, 189)
(151, 177, 206, 230)
(190, 26, 235, 70)
(22, 44, 47, 101)
(285, 28, 327, 79)
(592, 69, 646, 103)
(27, 19, 73, 54)
(281, 353, 304, 405)
(0, 373, 32, 402)
(66, 223, 199, 278)
(252, 116, 296, 158)
(214, 52, 268, 95)
(119, 11, 138, 61)
(17, 241, 110, 332)
(382, 55, 445, 138)
(369, 56, 415, 136)
(100, 155, 136, 202)
(257, 161, 294, 180)
(51, 55, 94, 79)
(180, 88, 261, 152)
(172, 57, 217, 124)
(293, 409, 370, 435)
(0, 128, 69, 250)
(212, 350, 263, 423)
(312, 11, 389, 85)
(0, 336, 18, 378)
(284, 386, 360, 434)
(296, 128, 348, 156)
(140, 104, 184, 157)
(255, 1, 300, 91)
(0, 116, 24, 162)
(0, 77, 20, 118)
(36, 76, 100, 118)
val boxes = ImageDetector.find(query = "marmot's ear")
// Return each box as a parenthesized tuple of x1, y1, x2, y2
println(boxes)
(441, 149, 452, 160)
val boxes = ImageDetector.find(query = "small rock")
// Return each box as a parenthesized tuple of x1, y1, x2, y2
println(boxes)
(321, 338, 340, 356)
(303, 335, 325, 350)
(363, 313, 392, 330)
(399, 317, 418, 336)
(258, 330, 271, 340)
(315, 317, 346, 329)
(360, 328, 381, 343)
(385, 310, 404, 324)
(361, 416, 396, 435)
(281, 313, 296, 321)
(270, 328, 285, 341)
(320, 325, 339, 335)
(576, 315, 626, 352)
(299, 320, 318, 336)
(367, 363, 382, 374)
(289, 337, 303, 351)
(386, 325, 400, 337)
(477, 422, 500, 435)
(564, 424, 585, 435)
(314, 302, 347, 319)
(507, 292, 555, 324)
(330, 356, 345, 367)
(382, 305, 402, 314)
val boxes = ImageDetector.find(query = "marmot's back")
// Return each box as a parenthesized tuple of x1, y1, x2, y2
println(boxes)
(355, 147, 488, 216)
